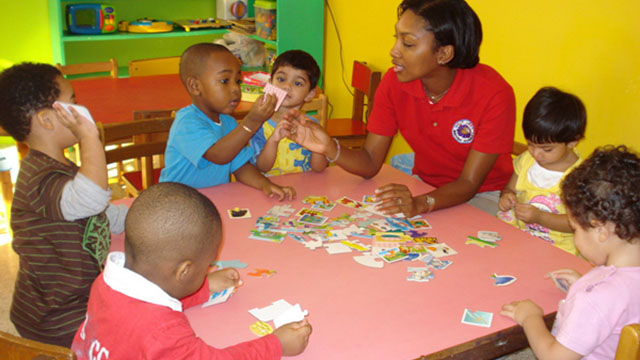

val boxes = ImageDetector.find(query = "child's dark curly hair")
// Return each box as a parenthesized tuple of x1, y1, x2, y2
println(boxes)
(561, 145, 640, 241)
(0, 63, 62, 141)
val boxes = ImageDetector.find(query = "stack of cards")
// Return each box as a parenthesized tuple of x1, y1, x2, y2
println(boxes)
(262, 83, 288, 111)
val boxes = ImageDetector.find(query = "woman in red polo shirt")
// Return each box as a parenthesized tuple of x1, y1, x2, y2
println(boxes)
(292, 0, 516, 217)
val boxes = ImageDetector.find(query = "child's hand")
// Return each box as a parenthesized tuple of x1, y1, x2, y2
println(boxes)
(206, 268, 241, 294)
(245, 94, 277, 126)
(498, 192, 517, 211)
(514, 203, 541, 224)
(500, 299, 543, 326)
(547, 269, 581, 288)
(262, 182, 296, 201)
(273, 319, 312, 356)
(52, 102, 99, 141)
(270, 120, 294, 143)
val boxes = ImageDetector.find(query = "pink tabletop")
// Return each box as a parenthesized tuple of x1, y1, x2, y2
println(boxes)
(71, 74, 252, 125)
(110, 165, 591, 359)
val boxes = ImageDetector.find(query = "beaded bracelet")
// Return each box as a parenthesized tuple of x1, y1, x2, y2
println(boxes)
(326, 138, 341, 163)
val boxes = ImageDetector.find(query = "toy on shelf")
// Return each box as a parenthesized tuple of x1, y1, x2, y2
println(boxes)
(217, 0, 249, 20)
(174, 18, 230, 32)
(127, 19, 173, 33)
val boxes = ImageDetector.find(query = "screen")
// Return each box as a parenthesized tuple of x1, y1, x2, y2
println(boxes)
(75, 9, 97, 27)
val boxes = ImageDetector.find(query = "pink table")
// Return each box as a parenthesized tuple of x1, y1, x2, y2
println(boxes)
(110, 165, 591, 359)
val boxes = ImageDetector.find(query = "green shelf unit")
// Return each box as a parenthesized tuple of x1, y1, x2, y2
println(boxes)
(48, 0, 324, 82)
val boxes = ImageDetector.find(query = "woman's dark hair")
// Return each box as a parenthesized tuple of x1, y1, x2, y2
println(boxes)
(0, 63, 62, 141)
(523, 87, 586, 144)
(271, 50, 321, 90)
(561, 145, 640, 242)
(398, 0, 482, 69)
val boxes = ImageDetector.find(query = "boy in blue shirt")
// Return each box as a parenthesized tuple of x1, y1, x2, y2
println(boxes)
(160, 43, 295, 200)
(250, 50, 328, 176)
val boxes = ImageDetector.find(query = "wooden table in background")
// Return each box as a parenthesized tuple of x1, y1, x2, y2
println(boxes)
(110, 165, 591, 359)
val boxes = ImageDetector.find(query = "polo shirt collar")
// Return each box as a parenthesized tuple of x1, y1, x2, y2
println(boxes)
(103, 252, 183, 312)
(400, 68, 470, 108)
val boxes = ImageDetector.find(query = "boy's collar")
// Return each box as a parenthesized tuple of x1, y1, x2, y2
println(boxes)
(103, 252, 183, 312)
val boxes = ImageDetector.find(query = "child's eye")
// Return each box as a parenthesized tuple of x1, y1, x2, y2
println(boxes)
(220, 79, 229, 84)
(276, 76, 285, 83)
(294, 81, 303, 87)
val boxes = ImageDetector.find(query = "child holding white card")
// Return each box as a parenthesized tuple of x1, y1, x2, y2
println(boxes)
(498, 87, 586, 255)
(249, 50, 328, 176)
(160, 43, 295, 200)
(71, 182, 312, 358)
(501, 145, 640, 360)
(0, 63, 127, 347)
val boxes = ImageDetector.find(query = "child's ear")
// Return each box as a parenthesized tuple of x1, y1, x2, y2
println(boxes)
(303, 88, 316, 103)
(176, 260, 192, 281)
(185, 76, 201, 96)
(590, 219, 611, 242)
(567, 141, 578, 150)
(34, 109, 56, 131)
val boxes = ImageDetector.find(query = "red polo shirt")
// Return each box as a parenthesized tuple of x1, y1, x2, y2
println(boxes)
(368, 64, 516, 192)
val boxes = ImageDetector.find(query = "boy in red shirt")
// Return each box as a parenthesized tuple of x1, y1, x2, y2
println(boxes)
(71, 182, 311, 359)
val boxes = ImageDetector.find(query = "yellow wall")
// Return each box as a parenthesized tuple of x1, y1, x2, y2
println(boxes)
(0, 1, 53, 64)
(323, 0, 640, 160)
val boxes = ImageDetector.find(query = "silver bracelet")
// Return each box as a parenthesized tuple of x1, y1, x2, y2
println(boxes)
(326, 138, 341, 163)
(241, 124, 253, 133)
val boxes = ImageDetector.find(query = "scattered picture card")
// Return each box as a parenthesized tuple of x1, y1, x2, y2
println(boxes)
(425, 243, 457, 257)
(296, 208, 323, 217)
(55, 101, 95, 124)
(298, 213, 328, 225)
(262, 82, 288, 111)
(249, 229, 287, 243)
(336, 196, 366, 209)
(202, 286, 235, 308)
(228, 207, 251, 219)
(549, 273, 570, 293)
(377, 247, 408, 263)
(409, 218, 432, 229)
(478, 231, 502, 242)
(407, 267, 433, 282)
(491, 273, 517, 286)
(461, 309, 493, 328)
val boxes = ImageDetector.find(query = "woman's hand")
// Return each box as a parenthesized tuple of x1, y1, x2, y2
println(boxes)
(286, 112, 332, 155)
(374, 183, 420, 217)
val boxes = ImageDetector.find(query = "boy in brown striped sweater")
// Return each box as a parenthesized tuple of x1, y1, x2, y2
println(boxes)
(0, 63, 127, 347)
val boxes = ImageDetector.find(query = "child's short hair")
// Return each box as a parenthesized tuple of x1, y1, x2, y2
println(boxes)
(561, 145, 640, 242)
(179, 43, 233, 88)
(0, 63, 62, 141)
(523, 87, 586, 144)
(270, 50, 321, 90)
(125, 182, 222, 263)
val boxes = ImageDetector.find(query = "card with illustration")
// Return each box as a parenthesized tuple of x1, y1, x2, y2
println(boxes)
(311, 201, 336, 211)
(249, 229, 287, 243)
(409, 218, 432, 229)
(369, 219, 394, 232)
(262, 82, 288, 111)
(255, 215, 280, 230)
(386, 217, 413, 231)
(298, 213, 328, 225)
(429, 258, 453, 270)
(377, 247, 408, 263)
(407, 267, 434, 282)
(228, 207, 251, 219)
(425, 243, 457, 257)
(202, 286, 235, 307)
(491, 273, 517, 286)
(336, 196, 366, 209)
(461, 309, 493, 328)
(362, 194, 379, 204)
(549, 273, 570, 293)
(478, 231, 502, 242)
(413, 236, 439, 244)
(296, 208, 323, 217)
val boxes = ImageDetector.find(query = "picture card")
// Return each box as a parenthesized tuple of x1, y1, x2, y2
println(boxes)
(336, 196, 366, 209)
(228, 207, 251, 219)
(55, 101, 95, 124)
(249, 229, 287, 243)
(201, 286, 235, 308)
(478, 231, 502, 242)
(298, 213, 328, 225)
(262, 82, 288, 111)
(549, 273, 570, 293)
(425, 243, 457, 257)
(461, 309, 493, 328)
(377, 247, 408, 263)
(491, 273, 517, 286)
(409, 218, 432, 229)
(407, 267, 433, 282)
(296, 208, 323, 217)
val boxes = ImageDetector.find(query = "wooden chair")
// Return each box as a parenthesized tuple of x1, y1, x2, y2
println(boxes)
(56, 58, 118, 79)
(615, 323, 640, 360)
(97, 117, 174, 197)
(128, 56, 180, 77)
(325, 61, 381, 149)
(300, 93, 328, 127)
(0, 330, 76, 360)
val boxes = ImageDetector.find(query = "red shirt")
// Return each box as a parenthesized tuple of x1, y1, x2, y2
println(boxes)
(71, 253, 282, 360)
(368, 64, 516, 192)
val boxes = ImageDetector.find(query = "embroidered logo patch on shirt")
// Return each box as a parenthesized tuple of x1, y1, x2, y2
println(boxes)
(451, 119, 474, 144)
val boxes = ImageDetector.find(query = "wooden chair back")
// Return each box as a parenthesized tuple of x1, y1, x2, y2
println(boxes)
(0, 331, 76, 360)
(56, 58, 118, 79)
(301, 93, 328, 128)
(325, 61, 381, 149)
(97, 117, 174, 194)
(128, 56, 180, 77)
(615, 323, 640, 360)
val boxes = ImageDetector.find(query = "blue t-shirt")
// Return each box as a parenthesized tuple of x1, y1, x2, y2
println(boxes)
(159, 105, 253, 188)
